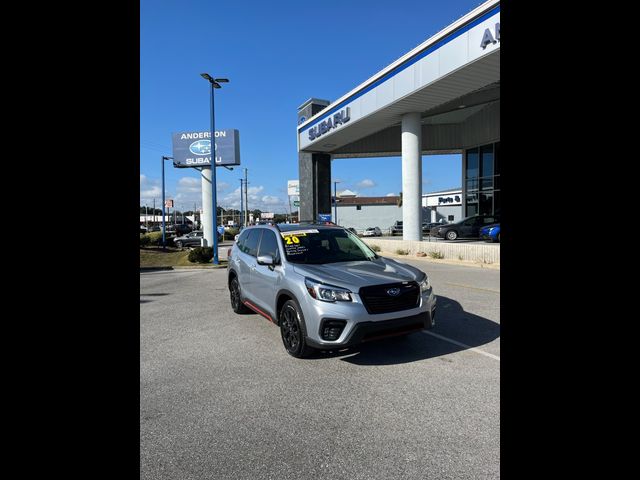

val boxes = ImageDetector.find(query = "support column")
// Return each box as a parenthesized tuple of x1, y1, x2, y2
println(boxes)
(201, 167, 213, 247)
(402, 112, 422, 241)
(299, 152, 331, 222)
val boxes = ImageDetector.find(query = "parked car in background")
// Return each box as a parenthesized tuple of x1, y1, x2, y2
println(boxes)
(422, 222, 442, 235)
(346, 227, 359, 236)
(431, 215, 499, 241)
(147, 225, 161, 232)
(480, 223, 500, 242)
(174, 231, 204, 248)
(140, 225, 147, 234)
(390, 221, 403, 236)
(362, 227, 382, 237)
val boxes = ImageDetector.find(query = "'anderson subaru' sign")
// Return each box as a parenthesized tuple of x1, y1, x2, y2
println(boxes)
(172, 129, 241, 167)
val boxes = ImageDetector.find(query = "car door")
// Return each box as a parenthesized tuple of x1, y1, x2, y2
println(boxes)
(236, 229, 262, 304)
(251, 229, 282, 317)
(460, 217, 477, 237)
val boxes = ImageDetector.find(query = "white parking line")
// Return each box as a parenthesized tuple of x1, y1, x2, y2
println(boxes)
(423, 331, 500, 361)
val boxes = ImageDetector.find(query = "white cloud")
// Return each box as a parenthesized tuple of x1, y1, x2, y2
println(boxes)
(140, 174, 161, 203)
(356, 179, 376, 189)
(220, 186, 288, 212)
(386, 193, 397, 197)
(261, 195, 282, 205)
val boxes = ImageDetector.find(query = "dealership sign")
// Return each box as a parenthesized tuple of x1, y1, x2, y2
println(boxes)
(307, 107, 351, 141)
(172, 129, 240, 167)
(287, 180, 299, 196)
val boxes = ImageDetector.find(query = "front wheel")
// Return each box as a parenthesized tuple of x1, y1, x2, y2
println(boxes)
(445, 230, 458, 241)
(175, 241, 183, 248)
(280, 300, 315, 358)
(229, 277, 250, 314)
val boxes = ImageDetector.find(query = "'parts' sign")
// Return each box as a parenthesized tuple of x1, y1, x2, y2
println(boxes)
(172, 129, 241, 167)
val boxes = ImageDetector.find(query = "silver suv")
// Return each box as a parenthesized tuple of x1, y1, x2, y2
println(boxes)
(228, 223, 436, 358)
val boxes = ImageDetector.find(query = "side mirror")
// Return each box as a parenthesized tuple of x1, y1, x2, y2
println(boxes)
(256, 255, 274, 266)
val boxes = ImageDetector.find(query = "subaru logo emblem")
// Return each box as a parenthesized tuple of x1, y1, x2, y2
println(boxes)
(189, 139, 211, 156)
(386, 288, 401, 296)
(298, 116, 306, 125)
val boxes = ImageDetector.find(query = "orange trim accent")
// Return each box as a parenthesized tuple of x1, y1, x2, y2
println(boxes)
(243, 301, 274, 323)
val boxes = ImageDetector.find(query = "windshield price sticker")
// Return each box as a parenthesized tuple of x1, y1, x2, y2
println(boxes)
(284, 235, 300, 245)
(280, 229, 319, 237)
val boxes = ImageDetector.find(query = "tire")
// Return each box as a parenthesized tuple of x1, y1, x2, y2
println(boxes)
(279, 299, 315, 359)
(445, 230, 458, 241)
(229, 277, 250, 314)
(175, 241, 183, 248)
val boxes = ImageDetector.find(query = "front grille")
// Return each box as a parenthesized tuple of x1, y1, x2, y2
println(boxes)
(359, 282, 420, 314)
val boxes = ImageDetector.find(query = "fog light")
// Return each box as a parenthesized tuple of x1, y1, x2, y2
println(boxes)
(320, 319, 346, 341)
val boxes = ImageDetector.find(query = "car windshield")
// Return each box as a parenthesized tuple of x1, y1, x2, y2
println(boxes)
(280, 228, 377, 265)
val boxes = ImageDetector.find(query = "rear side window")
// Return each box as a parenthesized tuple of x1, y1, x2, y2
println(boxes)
(242, 229, 261, 257)
(257, 230, 280, 261)
(236, 230, 250, 250)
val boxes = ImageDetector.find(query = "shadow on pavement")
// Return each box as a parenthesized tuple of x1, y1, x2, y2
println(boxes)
(140, 293, 170, 304)
(308, 295, 499, 365)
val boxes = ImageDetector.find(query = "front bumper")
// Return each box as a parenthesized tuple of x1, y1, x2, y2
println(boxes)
(303, 291, 437, 350)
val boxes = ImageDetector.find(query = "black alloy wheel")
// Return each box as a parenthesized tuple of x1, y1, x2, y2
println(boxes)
(230, 277, 250, 314)
(279, 300, 314, 358)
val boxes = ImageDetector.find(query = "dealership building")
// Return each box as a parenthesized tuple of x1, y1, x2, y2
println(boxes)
(297, 0, 500, 241)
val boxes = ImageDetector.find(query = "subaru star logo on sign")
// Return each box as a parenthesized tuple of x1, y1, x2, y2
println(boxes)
(171, 129, 241, 167)
(386, 288, 401, 296)
(189, 140, 211, 155)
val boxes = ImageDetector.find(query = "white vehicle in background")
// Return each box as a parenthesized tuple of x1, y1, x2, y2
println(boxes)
(362, 227, 382, 237)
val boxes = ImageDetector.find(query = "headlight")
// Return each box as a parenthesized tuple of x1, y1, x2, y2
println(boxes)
(419, 275, 431, 293)
(305, 278, 352, 302)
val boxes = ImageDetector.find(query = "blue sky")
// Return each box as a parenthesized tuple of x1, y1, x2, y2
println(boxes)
(140, 0, 482, 212)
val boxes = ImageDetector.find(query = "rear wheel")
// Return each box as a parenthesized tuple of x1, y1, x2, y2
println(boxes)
(279, 300, 315, 358)
(175, 241, 183, 248)
(229, 277, 250, 314)
(445, 230, 458, 241)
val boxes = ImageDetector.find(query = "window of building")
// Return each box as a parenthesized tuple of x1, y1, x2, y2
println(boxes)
(356, 205, 362, 210)
(464, 141, 500, 218)
(448, 215, 454, 221)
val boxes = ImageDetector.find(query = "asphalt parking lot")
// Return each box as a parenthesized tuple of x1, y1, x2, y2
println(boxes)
(140, 259, 499, 479)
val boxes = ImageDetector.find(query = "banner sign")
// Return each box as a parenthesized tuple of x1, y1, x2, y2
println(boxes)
(171, 129, 240, 167)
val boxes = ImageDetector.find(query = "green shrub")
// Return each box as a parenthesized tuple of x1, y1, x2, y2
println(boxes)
(428, 251, 444, 259)
(370, 244, 381, 252)
(143, 231, 164, 246)
(224, 228, 239, 241)
(188, 246, 214, 263)
(140, 234, 151, 247)
(395, 249, 409, 255)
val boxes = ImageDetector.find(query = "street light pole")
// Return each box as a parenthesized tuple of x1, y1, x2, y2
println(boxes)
(201, 74, 229, 265)
(161, 155, 173, 250)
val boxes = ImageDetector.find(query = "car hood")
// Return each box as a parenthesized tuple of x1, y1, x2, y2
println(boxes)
(292, 257, 423, 291)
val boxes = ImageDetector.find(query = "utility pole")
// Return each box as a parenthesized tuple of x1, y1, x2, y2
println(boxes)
(239, 178, 244, 229)
(244, 168, 249, 225)
(153, 198, 156, 224)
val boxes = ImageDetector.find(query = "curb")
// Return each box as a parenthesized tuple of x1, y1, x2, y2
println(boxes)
(139, 266, 174, 271)
(380, 252, 500, 270)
